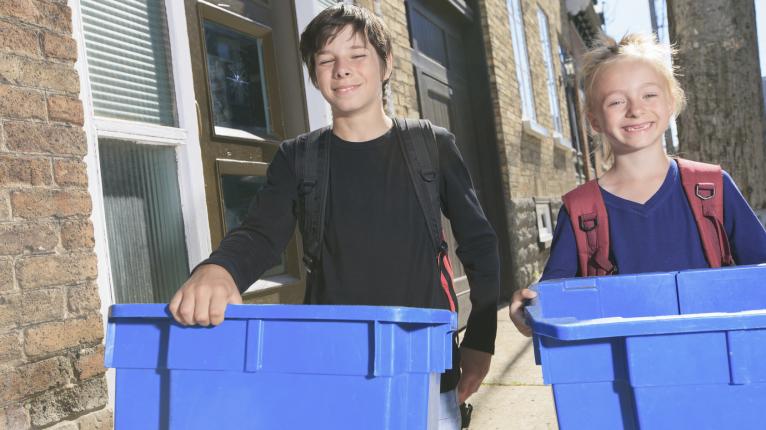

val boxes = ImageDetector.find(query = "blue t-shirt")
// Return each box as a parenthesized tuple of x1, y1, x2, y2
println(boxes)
(541, 160, 766, 281)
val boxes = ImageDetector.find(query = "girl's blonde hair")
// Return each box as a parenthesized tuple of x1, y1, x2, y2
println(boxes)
(581, 33, 685, 114)
(581, 33, 685, 165)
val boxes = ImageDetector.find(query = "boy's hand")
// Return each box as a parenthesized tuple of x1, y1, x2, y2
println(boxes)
(509, 288, 537, 337)
(457, 347, 491, 403)
(169, 264, 242, 326)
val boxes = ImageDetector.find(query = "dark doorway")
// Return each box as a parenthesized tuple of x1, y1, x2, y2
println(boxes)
(407, 0, 508, 328)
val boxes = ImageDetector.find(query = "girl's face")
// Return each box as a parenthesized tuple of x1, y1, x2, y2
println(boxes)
(588, 59, 675, 156)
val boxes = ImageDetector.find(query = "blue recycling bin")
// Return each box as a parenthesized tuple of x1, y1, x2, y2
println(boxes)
(105, 304, 456, 430)
(527, 264, 766, 430)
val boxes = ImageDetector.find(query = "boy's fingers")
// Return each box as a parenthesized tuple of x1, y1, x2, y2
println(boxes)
(177, 292, 196, 326)
(209, 289, 230, 326)
(168, 291, 182, 321)
(193, 288, 213, 326)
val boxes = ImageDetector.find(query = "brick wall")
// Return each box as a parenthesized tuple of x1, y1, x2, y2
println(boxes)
(478, 0, 580, 292)
(0, 1, 111, 428)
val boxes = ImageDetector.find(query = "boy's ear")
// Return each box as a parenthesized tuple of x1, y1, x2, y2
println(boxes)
(383, 52, 393, 81)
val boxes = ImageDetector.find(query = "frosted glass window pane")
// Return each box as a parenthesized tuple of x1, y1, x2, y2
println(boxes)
(507, 0, 536, 121)
(100, 139, 189, 303)
(538, 8, 563, 134)
(81, 0, 177, 126)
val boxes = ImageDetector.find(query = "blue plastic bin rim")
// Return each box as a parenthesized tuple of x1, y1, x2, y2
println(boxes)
(109, 304, 457, 328)
(526, 265, 766, 341)
(526, 305, 766, 341)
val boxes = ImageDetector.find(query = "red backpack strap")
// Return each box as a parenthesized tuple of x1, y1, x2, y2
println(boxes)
(562, 180, 616, 277)
(676, 158, 734, 267)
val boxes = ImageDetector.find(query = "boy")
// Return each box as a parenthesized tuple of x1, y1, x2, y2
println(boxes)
(170, 5, 499, 428)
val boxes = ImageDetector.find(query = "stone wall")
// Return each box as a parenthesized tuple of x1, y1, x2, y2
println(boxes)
(0, 1, 111, 428)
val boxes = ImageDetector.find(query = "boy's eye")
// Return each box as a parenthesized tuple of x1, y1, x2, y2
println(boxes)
(352, 54, 367, 59)
(318, 59, 335, 65)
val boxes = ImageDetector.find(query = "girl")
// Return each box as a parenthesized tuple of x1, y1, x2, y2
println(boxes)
(510, 33, 766, 336)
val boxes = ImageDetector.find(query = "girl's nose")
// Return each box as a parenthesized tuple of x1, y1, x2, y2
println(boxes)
(626, 100, 644, 117)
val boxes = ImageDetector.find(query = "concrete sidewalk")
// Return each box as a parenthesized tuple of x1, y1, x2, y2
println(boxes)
(463, 308, 559, 429)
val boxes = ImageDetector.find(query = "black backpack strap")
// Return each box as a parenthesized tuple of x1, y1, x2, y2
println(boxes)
(295, 126, 331, 280)
(394, 117, 444, 253)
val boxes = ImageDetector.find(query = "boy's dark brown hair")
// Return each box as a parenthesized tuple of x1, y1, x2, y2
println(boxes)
(299, 4, 393, 88)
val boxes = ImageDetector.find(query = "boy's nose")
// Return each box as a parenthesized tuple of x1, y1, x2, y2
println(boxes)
(333, 61, 351, 78)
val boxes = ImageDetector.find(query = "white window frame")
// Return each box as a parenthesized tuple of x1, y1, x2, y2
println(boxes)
(537, 7, 564, 139)
(508, 0, 548, 139)
(71, 0, 211, 403)
(295, 0, 335, 129)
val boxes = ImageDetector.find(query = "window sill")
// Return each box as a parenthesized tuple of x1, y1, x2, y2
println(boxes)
(552, 133, 575, 152)
(522, 119, 549, 140)
(242, 274, 301, 296)
(214, 126, 267, 141)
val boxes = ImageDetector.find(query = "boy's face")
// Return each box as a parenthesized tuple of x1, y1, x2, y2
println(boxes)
(314, 25, 392, 119)
(588, 59, 674, 155)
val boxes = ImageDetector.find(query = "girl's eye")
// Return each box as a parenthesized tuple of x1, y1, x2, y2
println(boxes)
(644, 93, 657, 99)
(608, 100, 623, 107)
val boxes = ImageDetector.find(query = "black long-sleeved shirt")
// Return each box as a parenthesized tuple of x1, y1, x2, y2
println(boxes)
(201, 124, 500, 390)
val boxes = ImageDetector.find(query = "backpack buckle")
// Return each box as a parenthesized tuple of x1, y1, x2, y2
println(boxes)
(420, 169, 436, 182)
(695, 183, 715, 200)
(299, 179, 317, 195)
(579, 213, 598, 232)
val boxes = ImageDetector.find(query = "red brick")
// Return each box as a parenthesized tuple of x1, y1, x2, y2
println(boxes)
(60, 218, 94, 250)
(0, 19, 39, 57)
(11, 188, 92, 219)
(0, 404, 30, 430)
(0, 330, 23, 363)
(0, 154, 52, 186)
(24, 313, 103, 357)
(74, 344, 105, 380)
(42, 31, 75, 61)
(0, 293, 20, 329)
(21, 288, 64, 325)
(76, 408, 112, 430)
(0, 221, 58, 255)
(0, 259, 13, 292)
(4, 121, 86, 156)
(47, 94, 83, 125)
(16, 253, 97, 289)
(0, 84, 46, 119)
(67, 283, 100, 316)
(0, 356, 71, 403)
(0, 52, 79, 93)
(29, 377, 106, 427)
(53, 158, 88, 187)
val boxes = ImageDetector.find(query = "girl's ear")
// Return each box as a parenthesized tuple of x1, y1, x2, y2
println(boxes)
(587, 111, 602, 133)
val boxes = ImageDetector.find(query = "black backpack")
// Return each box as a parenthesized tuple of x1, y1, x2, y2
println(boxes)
(294, 118, 457, 310)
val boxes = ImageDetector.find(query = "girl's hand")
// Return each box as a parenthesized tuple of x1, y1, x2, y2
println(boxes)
(509, 288, 538, 337)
